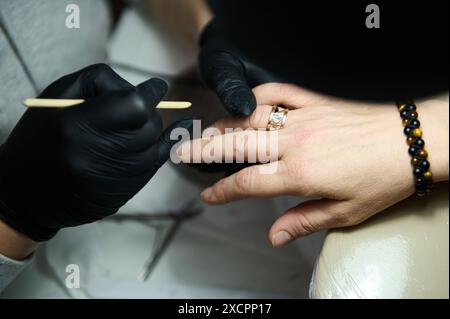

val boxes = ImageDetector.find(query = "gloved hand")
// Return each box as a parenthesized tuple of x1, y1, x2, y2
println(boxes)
(0, 64, 193, 242)
(199, 20, 276, 116)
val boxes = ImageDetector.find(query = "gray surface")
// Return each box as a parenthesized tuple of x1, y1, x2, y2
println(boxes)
(0, 30, 32, 144)
(0, 0, 111, 91)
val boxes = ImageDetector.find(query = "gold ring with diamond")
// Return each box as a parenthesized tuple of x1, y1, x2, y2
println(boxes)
(266, 105, 288, 131)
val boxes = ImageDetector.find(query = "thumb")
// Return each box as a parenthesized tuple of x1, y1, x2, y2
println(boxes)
(269, 199, 352, 247)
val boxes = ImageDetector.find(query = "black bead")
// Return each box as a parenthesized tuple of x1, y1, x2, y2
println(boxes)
(404, 104, 417, 113)
(408, 119, 420, 129)
(404, 127, 414, 136)
(415, 177, 426, 187)
(409, 145, 420, 156)
(413, 166, 425, 177)
(416, 183, 427, 192)
(405, 111, 418, 120)
(417, 159, 430, 171)
(412, 138, 425, 149)
(400, 110, 411, 119)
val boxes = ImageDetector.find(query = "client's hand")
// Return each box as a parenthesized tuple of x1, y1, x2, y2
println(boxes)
(177, 83, 449, 246)
(0, 64, 192, 242)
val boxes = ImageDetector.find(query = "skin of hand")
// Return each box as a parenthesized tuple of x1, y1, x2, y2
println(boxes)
(0, 64, 193, 245)
(0, 219, 37, 260)
(177, 83, 449, 247)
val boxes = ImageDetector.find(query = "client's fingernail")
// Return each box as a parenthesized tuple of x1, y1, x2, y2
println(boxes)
(176, 141, 191, 161)
(271, 231, 293, 247)
(201, 187, 214, 202)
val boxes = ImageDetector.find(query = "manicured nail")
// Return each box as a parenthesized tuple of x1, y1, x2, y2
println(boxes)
(271, 231, 293, 247)
(200, 187, 214, 202)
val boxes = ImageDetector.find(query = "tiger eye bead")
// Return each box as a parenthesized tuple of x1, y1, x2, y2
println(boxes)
(418, 149, 428, 159)
(423, 171, 433, 180)
(411, 157, 421, 166)
(407, 136, 415, 145)
(409, 111, 418, 119)
(412, 128, 423, 138)
(398, 104, 406, 111)
(402, 119, 410, 127)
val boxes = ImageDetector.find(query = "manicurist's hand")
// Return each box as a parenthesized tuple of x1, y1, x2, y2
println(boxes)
(177, 83, 449, 247)
(0, 64, 192, 243)
(199, 20, 276, 116)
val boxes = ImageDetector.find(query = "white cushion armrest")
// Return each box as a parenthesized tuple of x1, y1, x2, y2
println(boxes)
(311, 184, 449, 299)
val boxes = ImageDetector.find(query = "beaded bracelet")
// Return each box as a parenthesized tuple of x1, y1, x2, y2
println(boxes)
(397, 101, 434, 196)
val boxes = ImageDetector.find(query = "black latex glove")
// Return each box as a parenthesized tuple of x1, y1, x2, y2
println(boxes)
(0, 64, 193, 242)
(199, 20, 276, 116)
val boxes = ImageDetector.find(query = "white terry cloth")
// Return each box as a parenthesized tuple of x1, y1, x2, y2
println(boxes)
(0, 252, 33, 293)
(116, 163, 202, 217)
(44, 163, 319, 298)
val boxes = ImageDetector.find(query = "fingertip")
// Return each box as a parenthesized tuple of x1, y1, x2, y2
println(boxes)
(226, 90, 257, 116)
(200, 187, 214, 202)
(270, 230, 294, 247)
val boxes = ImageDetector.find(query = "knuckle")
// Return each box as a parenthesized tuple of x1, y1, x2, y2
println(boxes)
(234, 133, 250, 158)
(234, 168, 253, 193)
(211, 179, 227, 202)
(249, 108, 266, 128)
(345, 212, 366, 227)
(286, 158, 307, 182)
(332, 207, 363, 227)
(293, 213, 318, 236)
(333, 210, 352, 225)
(284, 159, 317, 197)
(292, 126, 314, 145)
